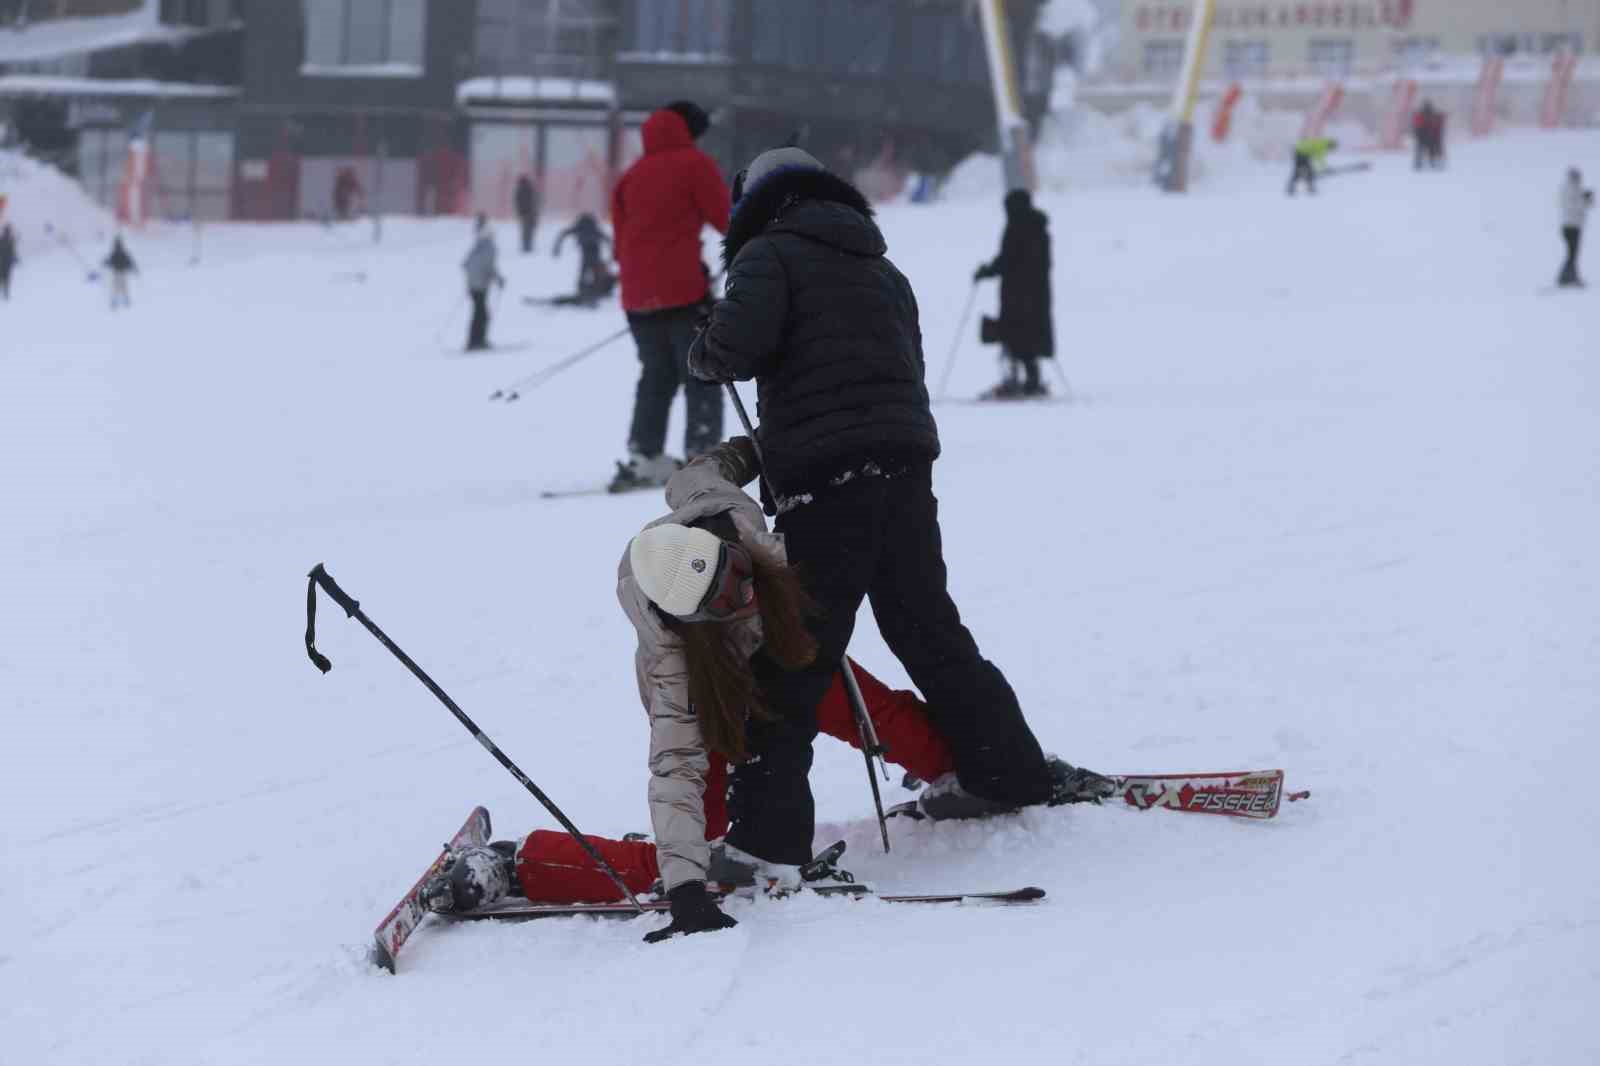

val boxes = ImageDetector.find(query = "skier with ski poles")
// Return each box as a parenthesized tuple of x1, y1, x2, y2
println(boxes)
(686, 146, 1111, 882)
(974, 188, 1054, 400)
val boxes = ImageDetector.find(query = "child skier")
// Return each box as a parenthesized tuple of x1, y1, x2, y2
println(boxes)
(1287, 136, 1337, 196)
(551, 212, 614, 306)
(461, 214, 504, 351)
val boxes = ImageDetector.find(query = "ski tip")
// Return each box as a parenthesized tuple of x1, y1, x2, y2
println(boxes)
(370, 939, 398, 975)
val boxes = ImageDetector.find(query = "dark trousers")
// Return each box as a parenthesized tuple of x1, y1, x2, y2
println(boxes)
(1559, 226, 1583, 285)
(0, 268, 9, 299)
(625, 306, 722, 459)
(1287, 152, 1316, 195)
(519, 214, 536, 253)
(725, 465, 1051, 866)
(467, 288, 490, 350)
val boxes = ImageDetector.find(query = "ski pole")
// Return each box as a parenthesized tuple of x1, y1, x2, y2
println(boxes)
(303, 564, 644, 912)
(936, 281, 980, 402)
(488, 323, 630, 402)
(723, 383, 893, 854)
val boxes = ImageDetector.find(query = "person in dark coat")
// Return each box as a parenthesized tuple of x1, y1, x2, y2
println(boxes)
(551, 212, 613, 304)
(687, 147, 1104, 873)
(0, 223, 17, 300)
(975, 189, 1054, 399)
(609, 100, 731, 490)
(104, 235, 137, 309)
(514, 174, 539, 253)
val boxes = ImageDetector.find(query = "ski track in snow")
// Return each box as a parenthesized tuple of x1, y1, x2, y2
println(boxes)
(3, 130, 1599, 1064)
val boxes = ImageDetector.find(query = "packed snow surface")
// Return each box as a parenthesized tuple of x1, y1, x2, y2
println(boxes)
(3, 129, 1597, 1064)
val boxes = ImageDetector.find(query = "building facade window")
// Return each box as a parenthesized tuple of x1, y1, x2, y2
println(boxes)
(1223, 39, 1268, 78)
(1307, 37, 1353, 77)
(1391, 36, 1440, 69)
(1142, 39, 1184, 80)
(302, 0, 426, 73)
(625, 0, 729, 58)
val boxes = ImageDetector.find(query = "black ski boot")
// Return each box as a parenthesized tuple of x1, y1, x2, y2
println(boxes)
(1045, 757, 1117, 805)
(420, 840, 519, 914)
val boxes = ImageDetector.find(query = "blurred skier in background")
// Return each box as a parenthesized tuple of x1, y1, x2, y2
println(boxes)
(462, 214, 505, 351)
(104, 235, 137, 309)
(610, 100, 731, 492)
(1412, 101, 1445, 170)
(551, 212, 614, 305)
(974, 189, 1054, 400)
(514, 174, 539, 254)
(1287, 136, 1337, 196)
(1558, 167, 1593, 288)
(0, 222, 16, 300)
(333, 166, 364, 222)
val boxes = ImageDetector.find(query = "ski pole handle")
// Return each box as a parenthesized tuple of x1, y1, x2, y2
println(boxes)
(309, 563, 360, 617)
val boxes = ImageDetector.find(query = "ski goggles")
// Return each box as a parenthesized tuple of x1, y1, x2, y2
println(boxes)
(680, 539, 757, 623)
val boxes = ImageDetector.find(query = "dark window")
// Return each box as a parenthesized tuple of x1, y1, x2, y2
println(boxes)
(626, 0, 729, 56)
(303, 0, 425, 70)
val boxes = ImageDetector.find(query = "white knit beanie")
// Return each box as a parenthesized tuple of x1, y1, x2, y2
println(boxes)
(629, 524, 724, 617)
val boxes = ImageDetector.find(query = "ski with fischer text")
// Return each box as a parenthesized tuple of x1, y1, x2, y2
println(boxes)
(449, 884, 1046, 922)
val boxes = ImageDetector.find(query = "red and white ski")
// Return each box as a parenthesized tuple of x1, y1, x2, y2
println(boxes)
(370, 806, 491, 974)
(448, 884, 1045, 922)
(1111, 769, 1309, 819)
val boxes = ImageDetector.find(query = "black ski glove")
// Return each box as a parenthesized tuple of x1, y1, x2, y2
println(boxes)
(642, 881, 737, 944)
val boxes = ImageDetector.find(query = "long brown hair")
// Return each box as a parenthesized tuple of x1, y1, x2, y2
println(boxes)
(678, 540, 818, 760)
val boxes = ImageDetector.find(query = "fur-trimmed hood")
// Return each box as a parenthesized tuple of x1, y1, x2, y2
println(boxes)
(722, 166, 884, 269)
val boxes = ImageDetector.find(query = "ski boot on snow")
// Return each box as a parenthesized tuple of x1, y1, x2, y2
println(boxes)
(420, 841, 520, 914)
(608, 452, 682, 494)
(705, 840, 857, 897)
(901, 757, 1115, 821)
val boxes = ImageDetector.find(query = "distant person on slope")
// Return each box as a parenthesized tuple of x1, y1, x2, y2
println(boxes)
(974, 189, 1054, 400)
(551, 212, 613, 305)
(104, 235, 137, 310)
(609, 100, 731, 492)
(514, 174, 539, 254)
(462, 214, 505, 351)
(415, 440, 971, 940)
(0, 222, 17, 300)
(1558, 167, 1593, 289)
(688, 148, 1112, 877)
(1287, 136, 1337, 196)
(1412, 101, 1445, 171)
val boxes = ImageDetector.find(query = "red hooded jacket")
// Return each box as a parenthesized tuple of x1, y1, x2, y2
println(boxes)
(611, 109, 730, 313)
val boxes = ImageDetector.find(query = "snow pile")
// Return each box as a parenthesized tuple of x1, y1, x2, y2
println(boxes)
(0, 148, 116, 269)
(0, 0, 199, 65)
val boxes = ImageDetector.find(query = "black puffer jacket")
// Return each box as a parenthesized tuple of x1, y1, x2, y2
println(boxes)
(687, 167, 939, 497)
(979, 190, 1053, 358)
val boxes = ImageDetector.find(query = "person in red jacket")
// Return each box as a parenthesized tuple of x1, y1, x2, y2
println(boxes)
(609, 101, 731, 492)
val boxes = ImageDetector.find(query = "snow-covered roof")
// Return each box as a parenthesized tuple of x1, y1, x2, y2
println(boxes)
(457, 76, 616, 106)
(0, 74, 238, 99)
(0, 6, 205, 65)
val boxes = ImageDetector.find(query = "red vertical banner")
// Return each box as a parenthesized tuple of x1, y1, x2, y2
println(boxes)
(1378, 79, 1417, 150)
(1540, 51, 1577, 129)
(1301, 82, 1344, 139)
(1211, 82, 1244, 143)
(1471, 54, 1504, 137)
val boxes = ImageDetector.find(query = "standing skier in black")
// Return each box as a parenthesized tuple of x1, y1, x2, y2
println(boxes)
(104, 235, 137, 310)
(514, 174, 539, 254)
(975, 189, 1054, 399)
(0, 223, 17, 300)
(687, 147, 1108, 875)
(1558, 167, 1593, 288)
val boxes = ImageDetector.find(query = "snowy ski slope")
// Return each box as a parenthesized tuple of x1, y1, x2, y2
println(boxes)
(2, 129, 1597, 1064)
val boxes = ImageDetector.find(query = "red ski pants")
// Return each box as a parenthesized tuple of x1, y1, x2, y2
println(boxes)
(514, 659, 953, 902)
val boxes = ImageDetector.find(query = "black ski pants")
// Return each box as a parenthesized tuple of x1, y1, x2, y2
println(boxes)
(725, 465, 1052, 867)
(518, 214, 536, 254)
(1559, 226, 1582, 285)
(625, 306, 722, 459)
(467, 287, 490, 350)
(1287, 152, 1317, 195)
